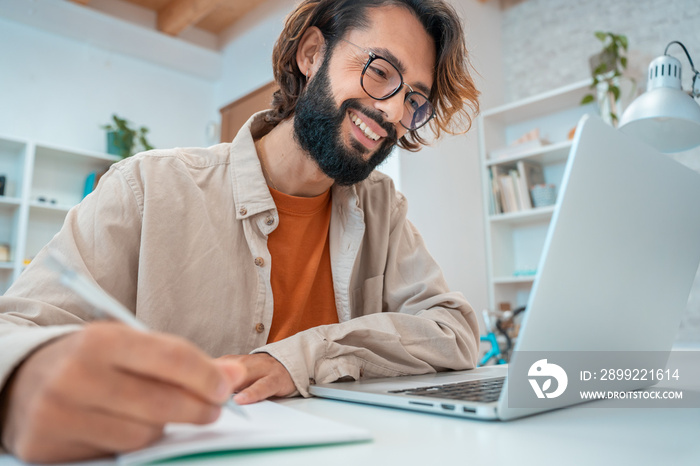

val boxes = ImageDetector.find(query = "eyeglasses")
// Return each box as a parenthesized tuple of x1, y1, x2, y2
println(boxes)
(339, 39, 435, 131)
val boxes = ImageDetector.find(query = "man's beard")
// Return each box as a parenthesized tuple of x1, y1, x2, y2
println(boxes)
(293, 60, 398, 186)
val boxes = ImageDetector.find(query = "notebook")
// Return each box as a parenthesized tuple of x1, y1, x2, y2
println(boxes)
(309, 114, 700, 421)
(118, 400, 371, 465)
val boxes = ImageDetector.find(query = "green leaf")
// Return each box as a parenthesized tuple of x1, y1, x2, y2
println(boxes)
(611, 112, 618, 122)
(619, 35, 628, 50)
(595, 31, 607, 42)
(611, 86, 621, 100)
(102, 114, 154, 158)
(594, 63, 608, 75)
(581, 94, 595, 105)
(620, 56, 628, 69)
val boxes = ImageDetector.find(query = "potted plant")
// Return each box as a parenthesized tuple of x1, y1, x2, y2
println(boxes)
(581, 31, 634, 126)
(101, 114, 154, 158)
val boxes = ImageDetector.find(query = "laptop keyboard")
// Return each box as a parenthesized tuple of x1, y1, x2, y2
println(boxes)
(388, 377, 505, 403)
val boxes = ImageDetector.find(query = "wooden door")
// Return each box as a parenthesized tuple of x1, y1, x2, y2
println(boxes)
(219, 81, 278, 143)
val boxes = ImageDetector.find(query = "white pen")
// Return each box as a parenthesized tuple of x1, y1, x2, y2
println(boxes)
(44, 250, 248, 419)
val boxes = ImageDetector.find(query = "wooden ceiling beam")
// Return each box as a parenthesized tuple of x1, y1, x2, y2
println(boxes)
(157, 0, 224, 36)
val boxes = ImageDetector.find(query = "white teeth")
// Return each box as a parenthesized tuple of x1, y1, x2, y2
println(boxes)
(350, 113, 380, 141)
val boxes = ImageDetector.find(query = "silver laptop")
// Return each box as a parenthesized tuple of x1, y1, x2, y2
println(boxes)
(309, 114, 700, 420)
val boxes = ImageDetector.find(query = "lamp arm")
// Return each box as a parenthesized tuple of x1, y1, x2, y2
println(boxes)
(665, 41, 700, 98)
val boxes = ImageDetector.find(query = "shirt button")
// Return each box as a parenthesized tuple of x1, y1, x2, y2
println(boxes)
(265, 216, 275, 226)
(254, 257, 265, 267)
(255, 323, 265, 333)
(239, 207, 247, 215)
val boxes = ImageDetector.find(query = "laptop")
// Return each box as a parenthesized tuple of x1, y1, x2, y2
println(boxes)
(309, 114, 700, 420)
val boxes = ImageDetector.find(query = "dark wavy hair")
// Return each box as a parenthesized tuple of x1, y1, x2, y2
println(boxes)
(266, 0, 480, 151)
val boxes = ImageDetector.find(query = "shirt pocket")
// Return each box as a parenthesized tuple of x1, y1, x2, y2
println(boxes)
(351, 274, 385, 316)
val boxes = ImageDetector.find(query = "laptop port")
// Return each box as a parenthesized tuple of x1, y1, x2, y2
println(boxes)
(441, 404, 455, 410)
(408, 401, 433, 407)
(463, 406, 477, 413)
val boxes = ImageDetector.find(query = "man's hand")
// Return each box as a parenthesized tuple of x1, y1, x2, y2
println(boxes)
(0, 322, 244, 464)
(216, 354, 296, 404)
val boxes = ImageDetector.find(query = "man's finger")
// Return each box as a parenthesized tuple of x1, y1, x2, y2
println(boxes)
(79, 323, 231, 404)
(214, 358, 248, 390)
(74, 367, 222, 425)
(218, 353, 281, 393)
(216, 353, 296, 403)
(233, 377, 277, 405)
(10, 391, 162, 464)
(62, 406, 164, 454)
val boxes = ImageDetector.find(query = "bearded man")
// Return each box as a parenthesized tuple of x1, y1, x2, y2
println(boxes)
(0, 0, 480, 462)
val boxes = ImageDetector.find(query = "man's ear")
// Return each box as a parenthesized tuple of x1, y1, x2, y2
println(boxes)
(296, 26, 325, 79)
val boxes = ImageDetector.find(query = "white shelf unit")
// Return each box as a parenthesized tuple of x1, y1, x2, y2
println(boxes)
(0, 135, 119, 294)
(478, 80, 597, 311)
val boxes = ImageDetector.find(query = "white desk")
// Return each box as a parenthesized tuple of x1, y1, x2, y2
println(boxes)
(214, 398, 699, 466)
(2, 396, 696, 466)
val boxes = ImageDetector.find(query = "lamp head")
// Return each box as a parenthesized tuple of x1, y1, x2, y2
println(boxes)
(619, 42, 700, 153)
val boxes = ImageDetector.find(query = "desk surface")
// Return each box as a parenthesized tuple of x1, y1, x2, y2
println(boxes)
(2, 396, 697, 466)
(221, 398, 699, 466)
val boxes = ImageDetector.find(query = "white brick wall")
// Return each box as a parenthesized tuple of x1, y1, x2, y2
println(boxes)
(501, 0, 700, 342)
(502, 0, 700, 102)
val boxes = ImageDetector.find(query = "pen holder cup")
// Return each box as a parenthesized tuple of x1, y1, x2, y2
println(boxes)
(531, 184, 557, 208)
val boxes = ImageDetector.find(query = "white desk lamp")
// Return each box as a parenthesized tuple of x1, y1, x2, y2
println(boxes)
(619, 41, 700, 153)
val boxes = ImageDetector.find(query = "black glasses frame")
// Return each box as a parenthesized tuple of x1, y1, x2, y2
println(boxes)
(340, 39, 435, 131)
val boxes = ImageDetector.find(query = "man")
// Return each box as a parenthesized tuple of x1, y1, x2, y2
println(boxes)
(0, 0, 480, 462)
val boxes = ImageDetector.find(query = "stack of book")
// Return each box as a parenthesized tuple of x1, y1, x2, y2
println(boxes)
(489, 161, 545, 214)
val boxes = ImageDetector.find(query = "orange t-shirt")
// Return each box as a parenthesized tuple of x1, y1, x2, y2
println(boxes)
(266, 187, 339, 343)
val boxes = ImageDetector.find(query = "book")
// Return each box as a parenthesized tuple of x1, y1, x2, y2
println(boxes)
(509, 169, 526, 211)
(498, 173, 518, 213)
(514, 166, 532, 210)
(516, 160, 545, 209)
(119, 400, 372, 465)
(489, 167, 503, 214)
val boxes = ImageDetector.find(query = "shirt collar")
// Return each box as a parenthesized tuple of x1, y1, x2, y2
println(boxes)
(228, 111, 361, 220)
(229, 111, 277, 220)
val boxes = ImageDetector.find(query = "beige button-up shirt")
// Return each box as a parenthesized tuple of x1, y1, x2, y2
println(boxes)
(0, 113, 478, 400)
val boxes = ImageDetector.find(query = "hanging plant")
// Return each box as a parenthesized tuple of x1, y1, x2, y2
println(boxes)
(581, 31, 634, 126)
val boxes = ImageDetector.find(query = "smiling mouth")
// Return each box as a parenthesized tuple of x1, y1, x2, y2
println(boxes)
(350, 112, 381, 142)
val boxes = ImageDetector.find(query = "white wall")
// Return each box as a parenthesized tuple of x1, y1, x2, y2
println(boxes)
(400, 0, 504, 317)
(216, 0, 293, 108)
(502, 0, 700, 103)
(0, 14, 218, 154)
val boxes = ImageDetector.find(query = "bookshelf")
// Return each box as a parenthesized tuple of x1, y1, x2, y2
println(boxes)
(477, 80, 597, 311)
(0, 135, 119, 294)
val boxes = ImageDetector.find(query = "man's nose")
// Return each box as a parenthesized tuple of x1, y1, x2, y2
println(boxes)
(372, 86, 407, 129)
